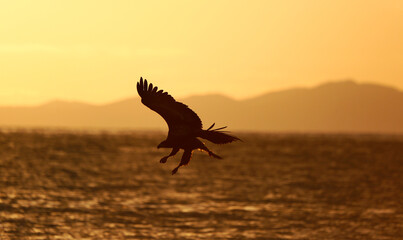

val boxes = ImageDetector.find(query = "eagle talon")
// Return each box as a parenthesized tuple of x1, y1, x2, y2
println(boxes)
(171, 167, 179, 175)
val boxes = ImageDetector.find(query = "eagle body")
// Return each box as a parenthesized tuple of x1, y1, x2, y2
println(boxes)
(137, 77, 239, 174)
(160, 133, 206, 152)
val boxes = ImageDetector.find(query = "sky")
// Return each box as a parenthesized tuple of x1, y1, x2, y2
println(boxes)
(0, 0, 402, 106)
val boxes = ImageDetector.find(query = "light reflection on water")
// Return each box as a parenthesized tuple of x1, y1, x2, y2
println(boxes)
(0, 131, 402, 239)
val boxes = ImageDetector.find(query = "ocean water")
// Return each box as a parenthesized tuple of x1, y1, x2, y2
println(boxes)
(0, 130, 402, 239)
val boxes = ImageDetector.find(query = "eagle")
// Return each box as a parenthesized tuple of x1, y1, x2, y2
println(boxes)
(137, 77, 240, 174)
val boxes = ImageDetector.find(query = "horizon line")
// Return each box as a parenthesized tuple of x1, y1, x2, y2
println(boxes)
(1, 79, 401, 108)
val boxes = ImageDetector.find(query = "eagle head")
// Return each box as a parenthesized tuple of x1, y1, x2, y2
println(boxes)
(157, 140, 170, 149)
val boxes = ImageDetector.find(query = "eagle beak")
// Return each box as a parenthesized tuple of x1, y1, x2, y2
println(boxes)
(157, 141, 167, 149)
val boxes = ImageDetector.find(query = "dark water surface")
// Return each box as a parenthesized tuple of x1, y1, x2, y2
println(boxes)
(0, 130, 402, 239)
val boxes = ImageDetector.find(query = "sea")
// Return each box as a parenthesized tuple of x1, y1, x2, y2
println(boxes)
(0, 130, 402, 239)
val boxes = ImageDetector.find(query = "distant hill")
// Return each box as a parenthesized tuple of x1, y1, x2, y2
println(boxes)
(1, 80, 403, 133)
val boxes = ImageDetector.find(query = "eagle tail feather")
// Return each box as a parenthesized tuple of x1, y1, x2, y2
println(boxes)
(199, 128, 240, 144)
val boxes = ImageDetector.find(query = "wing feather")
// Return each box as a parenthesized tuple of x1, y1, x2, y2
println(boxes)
(152, 86, 158, 93)
(137, 77, 202, 130)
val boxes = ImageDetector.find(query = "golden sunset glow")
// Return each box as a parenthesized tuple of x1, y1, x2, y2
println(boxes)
(1, 0, 402, 105)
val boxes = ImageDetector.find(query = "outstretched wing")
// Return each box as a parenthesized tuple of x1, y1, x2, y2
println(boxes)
(137, 77, 202, 130)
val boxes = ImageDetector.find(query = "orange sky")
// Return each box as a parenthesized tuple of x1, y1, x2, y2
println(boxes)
(0, 0, 402, 106)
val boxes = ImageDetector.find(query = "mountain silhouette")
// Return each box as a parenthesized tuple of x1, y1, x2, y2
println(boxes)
(1, 80, 402, 133)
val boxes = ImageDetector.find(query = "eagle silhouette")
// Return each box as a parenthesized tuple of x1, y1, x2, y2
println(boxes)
(137, 77, 240, 174)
